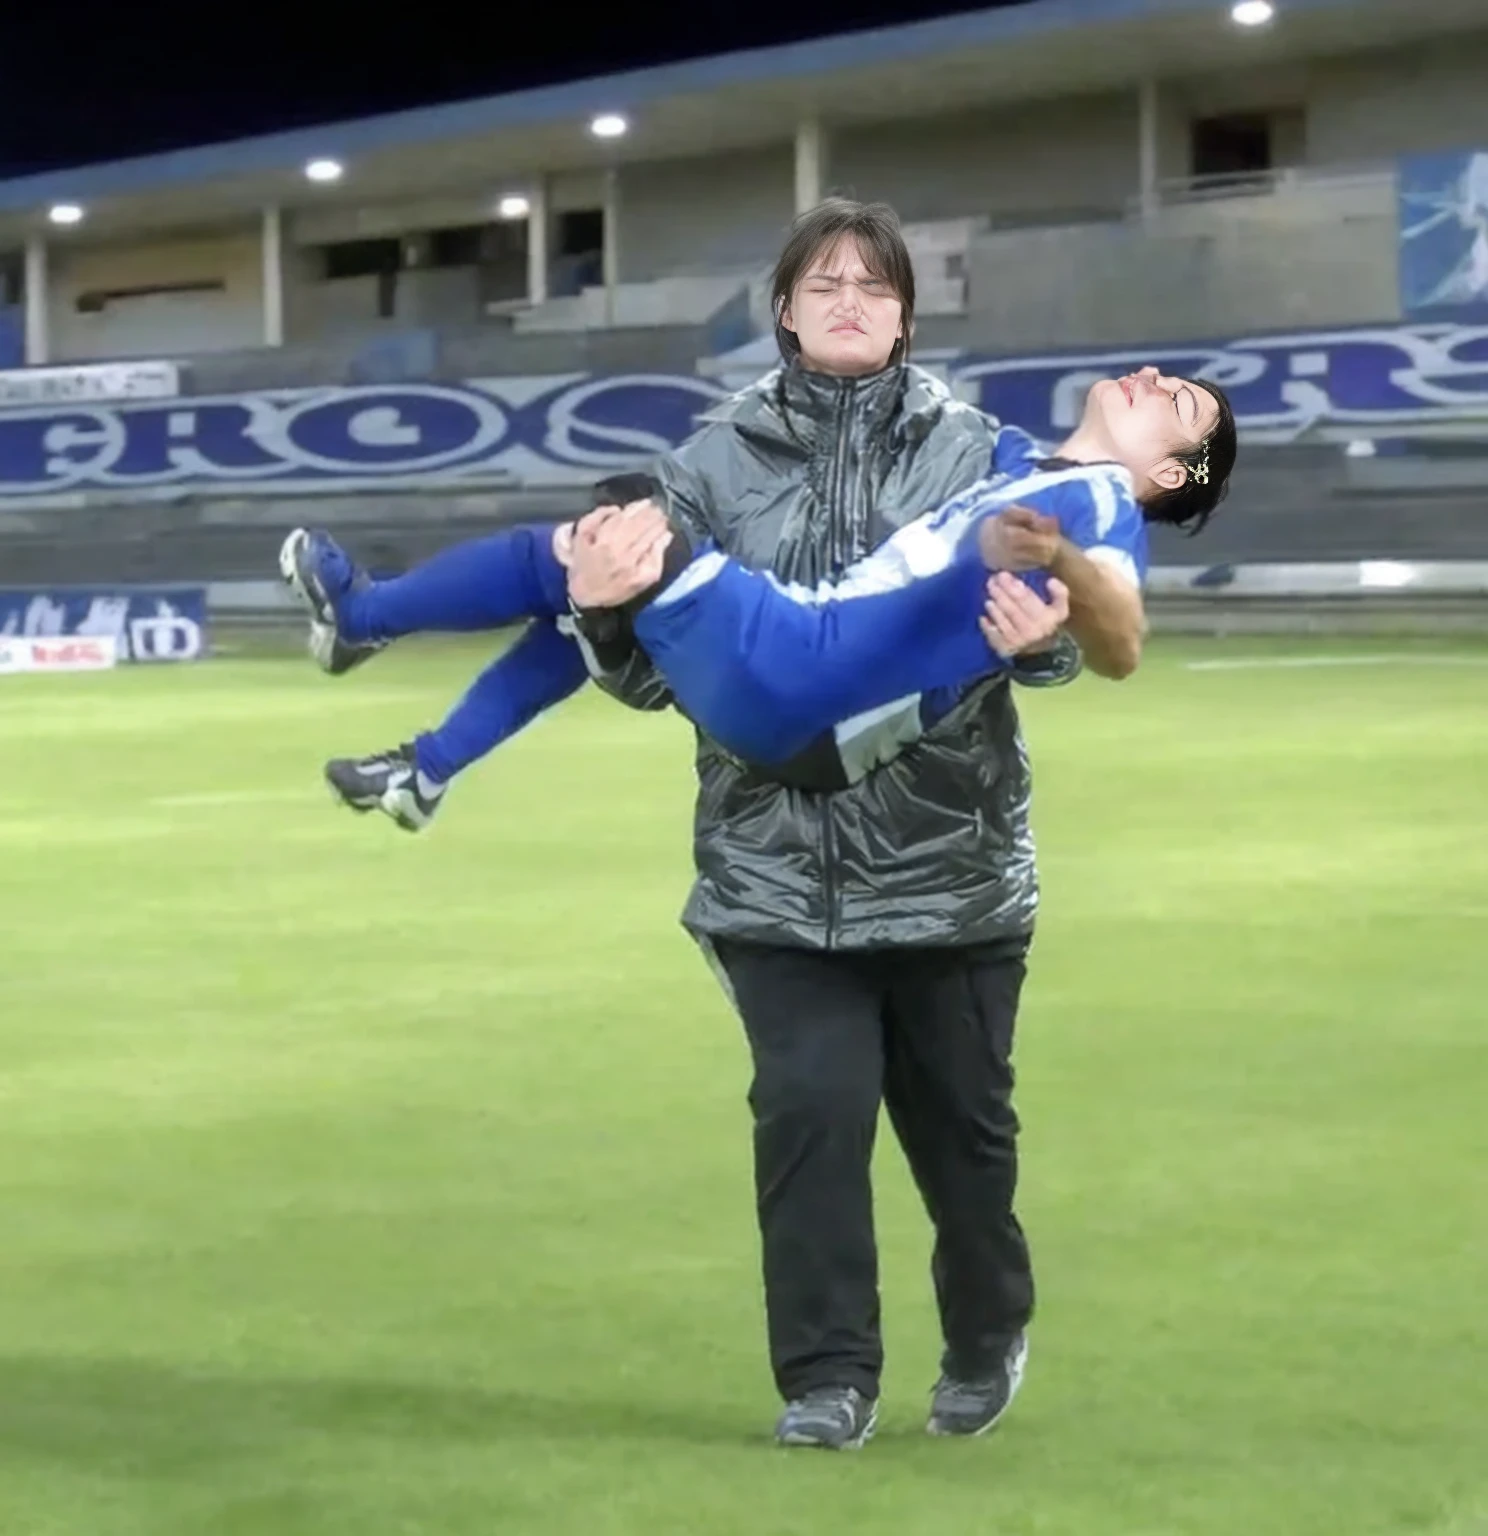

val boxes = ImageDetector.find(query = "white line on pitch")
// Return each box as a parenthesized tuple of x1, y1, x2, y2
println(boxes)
(151, 789, 313, 808)
(1184, 654, 1488, 673)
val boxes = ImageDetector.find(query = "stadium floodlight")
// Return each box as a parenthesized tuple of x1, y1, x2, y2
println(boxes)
(1231, 0, 1276, 25)
(304, 158, 345, 184)
(497, 194, 531, 220)
(589, 113, 629, 139)
(47, 203, 85, 226)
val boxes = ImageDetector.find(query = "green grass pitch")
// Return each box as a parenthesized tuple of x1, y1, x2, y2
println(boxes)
(1, 635, 1485, 1536)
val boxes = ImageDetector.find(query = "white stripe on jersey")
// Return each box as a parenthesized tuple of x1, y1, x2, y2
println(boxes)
(649, 460, 1136, 612)
(654, 548, 729, 603)
(833, 694, 926, 783)
(1088, 472, 1120, 539)
(1086, 545, 1142, 588)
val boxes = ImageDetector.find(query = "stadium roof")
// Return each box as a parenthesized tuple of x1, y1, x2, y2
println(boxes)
(0, 0, 1481, 241)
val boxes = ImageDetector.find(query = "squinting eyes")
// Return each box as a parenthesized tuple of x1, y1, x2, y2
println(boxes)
(807, 280, 891, 295)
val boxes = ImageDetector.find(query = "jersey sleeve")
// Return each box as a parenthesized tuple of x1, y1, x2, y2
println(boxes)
(989, 425, 1047, 479)
(1023, 466, 1149, 589)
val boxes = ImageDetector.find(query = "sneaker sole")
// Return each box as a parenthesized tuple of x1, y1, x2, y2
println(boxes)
(281, 529, 383, 677)
(926, 1406, 1007, 1439)
(279, 529, 329, 619)
(381, 795, 432, 833)
(280, 529, 344, 676)
(777, 1401, 878, 1451)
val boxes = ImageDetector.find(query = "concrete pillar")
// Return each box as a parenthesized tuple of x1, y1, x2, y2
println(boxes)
(795, 120, 827, 215)
(1139, 79, 1161, 222)
(23, 235, 49, 366)
(602, 167, 620, 326)
(527, 175, 550, 306)
(261, 206, 285, 347)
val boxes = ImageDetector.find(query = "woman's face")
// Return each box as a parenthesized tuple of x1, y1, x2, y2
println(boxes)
(781, 236, 905, 378)
(1084, 367, 1221, 497)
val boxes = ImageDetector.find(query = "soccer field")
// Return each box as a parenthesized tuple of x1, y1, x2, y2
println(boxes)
(1, 636, 1485, 1536)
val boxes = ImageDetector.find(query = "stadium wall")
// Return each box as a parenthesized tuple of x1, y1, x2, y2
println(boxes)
(49, 232, 266, 362)
(952, 202, 1397, 351)
(1306, 33, 1488, 162)
(616, 147, 795, 282)
(829, 92, 1141, 226)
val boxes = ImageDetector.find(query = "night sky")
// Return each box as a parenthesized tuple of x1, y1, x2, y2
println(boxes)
(0, 1, 1038, 179)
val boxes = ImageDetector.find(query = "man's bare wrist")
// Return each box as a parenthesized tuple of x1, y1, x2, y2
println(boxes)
(1048, 538, 1079, 578)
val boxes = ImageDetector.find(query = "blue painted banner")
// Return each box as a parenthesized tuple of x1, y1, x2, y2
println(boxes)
(0, 373, 728, 499)
(0, 587, 207, 661)
(0, 307, 22, 371)
(1399, 151, 1488, 321)
(1, 324, 1488, 502)
(958, 324, 1488, 444)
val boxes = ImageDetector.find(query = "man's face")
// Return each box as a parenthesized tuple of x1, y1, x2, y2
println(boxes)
(780, 236, 905, 378)
(1085, 367, 1221, 499)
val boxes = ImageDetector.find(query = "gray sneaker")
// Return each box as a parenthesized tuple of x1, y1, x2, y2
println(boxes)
(927, 1331, 1029, 1437)
(775, 1386, 878, 1450)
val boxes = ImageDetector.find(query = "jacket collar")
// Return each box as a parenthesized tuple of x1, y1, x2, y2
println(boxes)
(777, 359, 906, 433)
(705, 360, 956, 450)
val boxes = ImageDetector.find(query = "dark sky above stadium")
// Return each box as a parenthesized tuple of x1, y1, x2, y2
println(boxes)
(0, 1, 1038, 178)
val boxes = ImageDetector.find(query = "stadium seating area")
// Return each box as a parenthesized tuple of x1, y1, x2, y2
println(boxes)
(2, 0, 1487, 631)
(5, 443, 1488, 594)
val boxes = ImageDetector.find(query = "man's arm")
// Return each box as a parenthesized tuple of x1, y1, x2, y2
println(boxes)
(1048, 539, 1146, 681)
(985, 504, 1145, 681)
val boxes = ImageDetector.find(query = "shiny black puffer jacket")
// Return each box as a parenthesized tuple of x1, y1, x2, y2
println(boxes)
(592, 361, 1077, 949)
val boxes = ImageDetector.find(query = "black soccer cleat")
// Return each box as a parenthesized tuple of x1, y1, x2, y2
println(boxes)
(324, 744, 446, 833)
(278, 527, 385, 676)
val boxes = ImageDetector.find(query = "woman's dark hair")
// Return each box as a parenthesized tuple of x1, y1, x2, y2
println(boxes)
(770, 198, 915, 367)
(1142, 378, 1238, 535)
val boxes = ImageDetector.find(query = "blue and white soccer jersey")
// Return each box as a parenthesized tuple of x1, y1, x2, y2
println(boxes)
(631, 436, 1149, 780)
(989, 425, 1150, 591)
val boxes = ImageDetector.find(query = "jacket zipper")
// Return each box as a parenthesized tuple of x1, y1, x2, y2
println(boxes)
(829, 380, 855, 573)
(821, 379, 856, 949)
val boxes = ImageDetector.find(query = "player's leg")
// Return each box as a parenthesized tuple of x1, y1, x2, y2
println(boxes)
(880, 942, 1034, 1437)
(280, 522, 571, 676)
(706, 938, 886, 1450)
(326, 619, 589, 832)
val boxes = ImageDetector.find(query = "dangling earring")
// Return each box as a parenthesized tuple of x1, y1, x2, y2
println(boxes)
(1191, 440, 1212, 487)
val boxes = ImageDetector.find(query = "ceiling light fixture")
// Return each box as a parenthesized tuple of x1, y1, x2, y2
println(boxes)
(1231, 1, 1276, 26)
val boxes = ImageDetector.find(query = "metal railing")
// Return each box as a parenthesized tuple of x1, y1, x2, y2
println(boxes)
(1130, 162, 1396, 215)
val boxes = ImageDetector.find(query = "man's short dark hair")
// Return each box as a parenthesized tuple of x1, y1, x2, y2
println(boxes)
(770, 198, 916, 367)
(1143, 379, 1238, 535)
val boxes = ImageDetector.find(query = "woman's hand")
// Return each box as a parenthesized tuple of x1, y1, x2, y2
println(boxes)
(566, 500, 673, 609)
(980, 571, 1071, 659)
(979, 505, 1063, 572)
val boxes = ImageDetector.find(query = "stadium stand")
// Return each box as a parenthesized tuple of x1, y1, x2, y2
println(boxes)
(2, 0, 1488, 642)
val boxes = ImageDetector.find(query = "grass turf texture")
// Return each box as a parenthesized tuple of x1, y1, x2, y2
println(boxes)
(1, 635, 1485, 1536)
